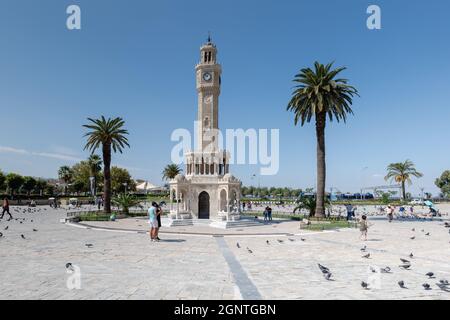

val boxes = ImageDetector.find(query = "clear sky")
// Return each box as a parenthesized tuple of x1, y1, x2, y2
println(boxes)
(1, 0, 449, 196)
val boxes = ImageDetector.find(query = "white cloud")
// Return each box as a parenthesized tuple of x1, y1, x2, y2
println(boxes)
(0, 145, 82, 162)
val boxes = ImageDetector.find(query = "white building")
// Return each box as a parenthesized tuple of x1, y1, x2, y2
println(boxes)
(168, 38, 242, 223)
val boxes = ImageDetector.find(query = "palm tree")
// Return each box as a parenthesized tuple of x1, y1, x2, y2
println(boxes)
(112, 193, 142, 215)
(58, 166, 73, 195)
(87, 154, 102, 196)
(83, 116, 130, 213)
(162, 164, 182, 181)
(287, 62, 358, 217)
(385, 160, 423, 200)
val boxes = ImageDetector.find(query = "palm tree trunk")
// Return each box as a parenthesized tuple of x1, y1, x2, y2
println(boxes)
(402, 181, 406, 201)
(315, 113, 326, 217)
(103, 144, 112, 214)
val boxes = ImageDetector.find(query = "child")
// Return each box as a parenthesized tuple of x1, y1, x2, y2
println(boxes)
(359, 215, 369, 241)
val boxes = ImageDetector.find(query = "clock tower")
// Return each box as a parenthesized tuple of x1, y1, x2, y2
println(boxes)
(195, 36, 221, 152)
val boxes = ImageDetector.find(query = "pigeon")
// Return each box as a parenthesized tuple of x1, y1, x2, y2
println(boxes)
(246, 247, 253, 254)
(318, 263, 330, 274)
(361, 281, 369, 290)
(400, 258, 410, 264)
(32, 229, 38, 232)
(236, 242, 240, 248)
(421, 229, 424, 232)
(398, 281, 407, 288)
(411, 228, 415, 232)
(399, 264, 411, 270)
(381, 267, 392, 273)
(4, 226, 8, 230)
(360, 245, 367, 252)
(21, 234, 26, 239)
(410, 236, 415, 240)
(65, 263, 74, 271)
(266, 240, 270, 245)
(277, 239, 284, 243)
(425, 232, 430, 236)
(423, 283, 431, 290)
(30, 220, 33, 222)
(19, 221, 23, 224)
(300, 238, 306, 242)
(409, 253, 414, 258)
(85, 243, 93, 248)
(362, 253, 370, 259)
(369, 266, 377, 273)
(0, 232, 3, 238)
(323, 272, 333, 281)
(426, 272, 435, 279)
(436, 283, 450, 292)
(288, 238, 295, 242)
(439, 279, 449, 285)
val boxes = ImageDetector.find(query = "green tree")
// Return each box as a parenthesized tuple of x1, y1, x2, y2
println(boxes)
(162, 164, 182, 181)
(87, 154, 102, 196)
(35, 179, 48, 196)
(0, 170, 5, 191)
(22, 176, 37, 196)
(71, 161, 94, 193)
(385, 160, 423, 200)
(287, 62, 358, 217)
(111, 166, 135, 194)
(5, 173, 25, 196)
(112, 193, 142, 215)
(83, 116, 130, 213)
(58, 166, 73, 195)
(435, 171, 450, 198)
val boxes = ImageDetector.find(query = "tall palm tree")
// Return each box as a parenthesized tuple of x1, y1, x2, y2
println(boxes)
(83, 116, 130, 213)
(162, 164, 182, 181)
(287, 62, 358, 217)
(58, 166, 73, 195)
(385, 160, 423, 200)
(87, 154, 102, 196)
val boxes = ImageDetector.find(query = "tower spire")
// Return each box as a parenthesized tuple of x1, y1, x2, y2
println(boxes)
(207, 31, 211, 43)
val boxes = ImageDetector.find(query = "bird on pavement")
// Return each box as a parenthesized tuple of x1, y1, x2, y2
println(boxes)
(318, 263, 330, 274)
(398, 281, 407, 289)
(32, 229, 38, 232)
(426, 272, 435, 279)
(362, 253, 370, 259)
(85, 243, 93, 248)
(65, 263, 74, 272)
(21, 234, 26, 239)
(425, 232, 430, 236)
(361, 281, 369, 290)
(400, 258, 410, 264)
(423, 283, 431, 290)
(409, 253, 414, 258)
(236, 242, 240, 248)
(4, 226, 8, 230)
(410, 236, 415, 240)
(439, 279, 449, 285)
(399, 264, 411, 270)
(246, 247, 253, 254)
(0, 232, 3, 238)
(277, 239, 284, 243)
(381, 267, 392, 273)
(323, 272, 333, 281)
(360, 245, 367, 252)
(266, 240, 270, 245)
(288, 238, 295, 242)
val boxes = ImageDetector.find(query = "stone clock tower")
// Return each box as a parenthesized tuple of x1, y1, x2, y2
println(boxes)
(167, 37, 246, 228)
(195, 37, 221, 152)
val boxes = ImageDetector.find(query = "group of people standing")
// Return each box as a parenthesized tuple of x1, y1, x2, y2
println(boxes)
(263, 206, 273, 222)
(148, 202, 162, 242)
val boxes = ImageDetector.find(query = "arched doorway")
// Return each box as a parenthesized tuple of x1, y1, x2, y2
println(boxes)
(198, 191, 210, 219)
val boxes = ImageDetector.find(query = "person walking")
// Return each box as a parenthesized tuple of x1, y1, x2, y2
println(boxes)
(148, 202, 158, 242)
(1, 197, 13, 220)
(387, 205, 394, 222)
(345, 203, 353, 221)
(359, 215, 369, 241)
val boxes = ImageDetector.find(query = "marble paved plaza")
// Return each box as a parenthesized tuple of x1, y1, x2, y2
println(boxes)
(1, 206, 450, 300)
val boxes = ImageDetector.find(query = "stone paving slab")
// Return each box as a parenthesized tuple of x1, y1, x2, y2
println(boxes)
(0, 206, 449, 300)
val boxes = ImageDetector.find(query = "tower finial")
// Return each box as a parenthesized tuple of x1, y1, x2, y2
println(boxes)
(207, 31, 211, 43)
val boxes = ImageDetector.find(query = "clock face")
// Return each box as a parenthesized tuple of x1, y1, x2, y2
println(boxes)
(203, 72, 212, 81)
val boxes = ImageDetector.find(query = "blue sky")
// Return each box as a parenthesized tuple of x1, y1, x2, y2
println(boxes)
(0, 0, 449, 196)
